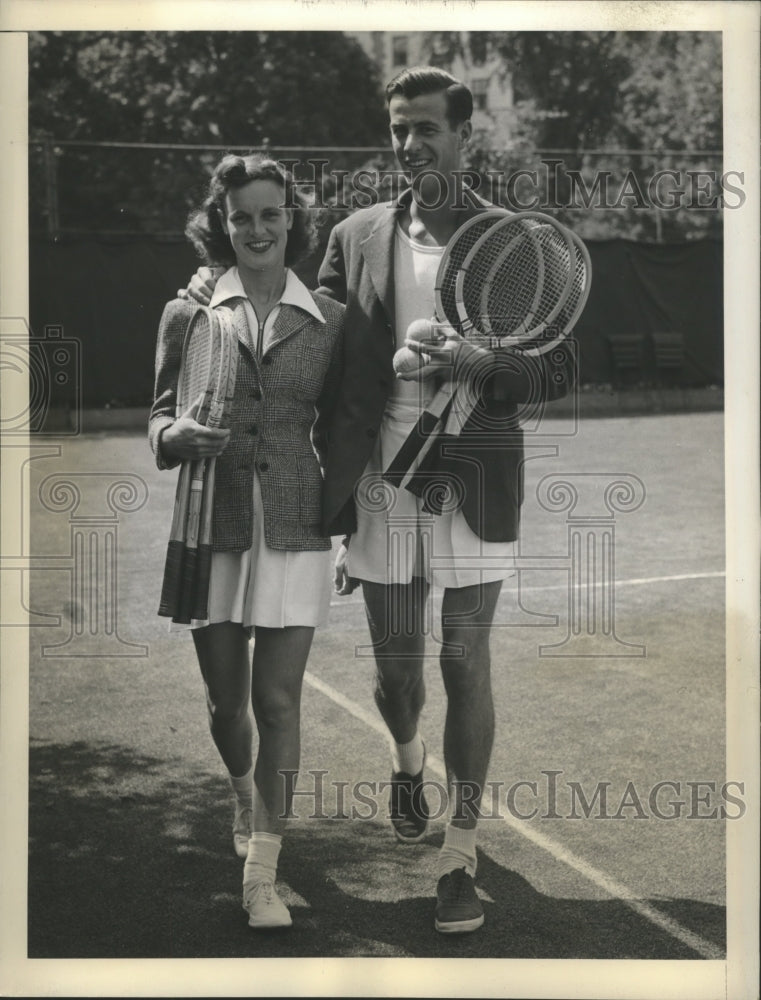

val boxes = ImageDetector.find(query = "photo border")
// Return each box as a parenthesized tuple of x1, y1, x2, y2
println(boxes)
(1, 2, 758, 997)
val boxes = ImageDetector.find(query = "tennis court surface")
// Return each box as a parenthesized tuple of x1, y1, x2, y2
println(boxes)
(24, 409, 729, 961)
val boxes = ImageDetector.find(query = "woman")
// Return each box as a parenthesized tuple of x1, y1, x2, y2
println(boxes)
(149, 155, 343, 929)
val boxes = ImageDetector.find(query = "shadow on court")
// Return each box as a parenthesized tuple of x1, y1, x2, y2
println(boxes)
(28, 739, 726, 960)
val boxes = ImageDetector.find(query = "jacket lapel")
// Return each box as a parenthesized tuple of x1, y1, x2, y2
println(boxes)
(359, 201, 402, 323)
(229, 297, 313, 359)
(358, 187, 492, 325)
(265, 305, 313, 354)
(229, 298, 255, 358)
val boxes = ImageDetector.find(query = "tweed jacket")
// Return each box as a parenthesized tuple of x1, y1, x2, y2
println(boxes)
(149, 282, 344, 552)
(316, 189, 577, 543)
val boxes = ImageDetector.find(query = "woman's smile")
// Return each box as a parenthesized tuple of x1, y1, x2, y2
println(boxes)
(223, 179, 293, 272)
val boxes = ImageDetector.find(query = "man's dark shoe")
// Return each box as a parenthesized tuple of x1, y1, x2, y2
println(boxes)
(389, 755, 429, 843)
(434, 867, 484, 933)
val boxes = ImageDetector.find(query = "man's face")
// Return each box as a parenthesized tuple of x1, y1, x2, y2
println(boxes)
(388, 90, 471, 187)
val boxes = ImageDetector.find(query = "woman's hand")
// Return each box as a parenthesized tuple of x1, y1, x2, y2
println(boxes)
(160, 396, 231, 462)
(177, 266, 225, 305)
(334, 541, 359, 596)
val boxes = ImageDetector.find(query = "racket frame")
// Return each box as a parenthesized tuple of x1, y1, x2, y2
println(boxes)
(190, 306, 238, 621)
(159, 306, 218, 619)
(454, 211, 577, 350)
(159, 305, 238, 623)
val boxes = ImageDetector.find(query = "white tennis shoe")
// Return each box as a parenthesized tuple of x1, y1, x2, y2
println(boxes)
(242, 879, 292, 929)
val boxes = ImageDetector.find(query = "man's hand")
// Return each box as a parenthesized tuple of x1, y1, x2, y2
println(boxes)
(334, 541, 359, 596)
(395, 328, 489, 384)
(177, 266, 225, 305)
(160, 396, 231, 461)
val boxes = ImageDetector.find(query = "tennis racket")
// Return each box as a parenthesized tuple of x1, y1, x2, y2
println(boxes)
(383, 212, 591, 485)
(440, 214, 591, 434)
(158, 304, 238, 623)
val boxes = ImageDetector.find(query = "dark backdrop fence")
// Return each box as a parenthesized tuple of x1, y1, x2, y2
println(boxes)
(29, 233, 723, 411)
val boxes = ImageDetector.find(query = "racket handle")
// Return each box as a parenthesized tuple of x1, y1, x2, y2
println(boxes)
(175, 547, 198, 625)
(191, 543, 213, 622)
(158, 539, 186, 618)
(168, 461, 193, 539)
(382, 381, 457, 486)
(383, 408, 444, 486)
(442, 384, 476, 437)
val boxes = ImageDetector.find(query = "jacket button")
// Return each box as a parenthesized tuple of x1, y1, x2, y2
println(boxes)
(250, 424, 258, 435)
(259, 462, 269, 472)
(366, 428, 377, 438)
(262, 356, 273, 366)
(251, 390, 262, 400)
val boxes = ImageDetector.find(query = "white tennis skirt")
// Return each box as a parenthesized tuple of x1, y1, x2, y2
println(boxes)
(170, 473, 333, 634)
(346, 399, 515, 589)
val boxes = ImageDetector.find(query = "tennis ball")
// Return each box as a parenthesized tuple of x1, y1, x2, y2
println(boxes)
(393, 346, 425, 374)
(393, 318, 446, 374)
(406, 318, 444, 344)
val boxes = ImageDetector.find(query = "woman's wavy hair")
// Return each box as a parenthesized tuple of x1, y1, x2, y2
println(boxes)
(185, 154, 317, 267)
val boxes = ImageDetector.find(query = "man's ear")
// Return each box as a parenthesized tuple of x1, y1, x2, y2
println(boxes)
(459, 120, 473, 147)
(285, 208, 294, 231)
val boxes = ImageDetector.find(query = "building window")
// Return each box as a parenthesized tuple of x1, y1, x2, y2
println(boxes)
(392, 35, 408, 67)
(471, 78, 488, 111)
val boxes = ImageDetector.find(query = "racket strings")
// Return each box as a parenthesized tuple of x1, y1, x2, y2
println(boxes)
(207, 309, 238, 430)
(178, 313, 217, 415)
(530, 226, 574, 318)
(552, 243, 590, 334)
(435, 213, 507, 328)
(457, 216, 580, 343)
(477, 242, 543, 335)
(460, 224, 545, 335)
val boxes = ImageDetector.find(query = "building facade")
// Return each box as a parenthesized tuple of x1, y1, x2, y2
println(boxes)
(346, 31, 514, 142)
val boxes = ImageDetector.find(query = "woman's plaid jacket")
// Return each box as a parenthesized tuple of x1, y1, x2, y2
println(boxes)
(148, 293, 344, 552)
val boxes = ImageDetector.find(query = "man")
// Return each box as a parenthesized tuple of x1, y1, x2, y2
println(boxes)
(185, 66, 575, 934)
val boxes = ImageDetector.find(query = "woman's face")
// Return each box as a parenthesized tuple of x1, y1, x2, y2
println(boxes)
(222, 178, 293, 272)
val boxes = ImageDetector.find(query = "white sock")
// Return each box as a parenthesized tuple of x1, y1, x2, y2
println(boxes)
(392, 733, 425, 776)
(230, 765, 254, 810)
(244, 832, 282, 886)
(436, 823, 478, 880)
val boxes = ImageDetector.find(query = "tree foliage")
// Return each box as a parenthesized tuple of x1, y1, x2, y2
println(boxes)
(427, 30, 723, 240)
(30, 30, 724, 241)
(29, 31, 389, 233)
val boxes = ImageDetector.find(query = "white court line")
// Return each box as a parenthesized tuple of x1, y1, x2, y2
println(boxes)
(330, 569, 725, 606)
(303, 669, 725, 961)
(515, 569, 726, 593)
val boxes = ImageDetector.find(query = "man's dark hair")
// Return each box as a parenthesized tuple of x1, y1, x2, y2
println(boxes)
(385, 66, 473, 127)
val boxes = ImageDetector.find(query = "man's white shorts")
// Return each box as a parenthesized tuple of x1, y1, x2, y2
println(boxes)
(346, 400, 515, 589)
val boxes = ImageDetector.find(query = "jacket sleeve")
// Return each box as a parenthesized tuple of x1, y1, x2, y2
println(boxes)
(471, 338, 578, 406)
(316, 224, 348, 305)
(148, 298, 195, 470)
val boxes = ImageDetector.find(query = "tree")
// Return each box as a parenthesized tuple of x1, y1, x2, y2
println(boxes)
(29, 31, 389, 234)
(423, 30, 723, 240)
